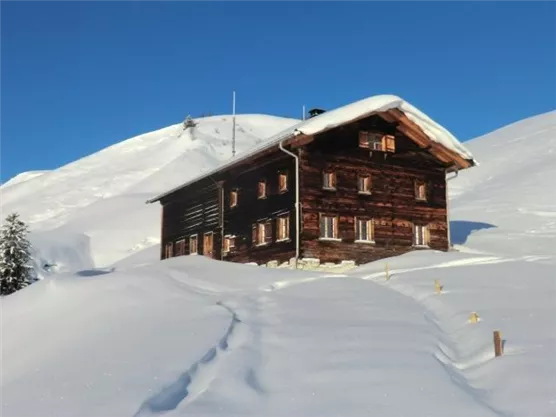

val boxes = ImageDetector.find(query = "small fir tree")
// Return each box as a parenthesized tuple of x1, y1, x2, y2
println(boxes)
(0, 213, 33, 295)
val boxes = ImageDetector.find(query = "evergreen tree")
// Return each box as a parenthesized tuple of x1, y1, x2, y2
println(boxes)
(0, 213, 33, 295)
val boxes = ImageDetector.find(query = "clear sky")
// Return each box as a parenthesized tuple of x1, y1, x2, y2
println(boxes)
(2, 2, 555, 182)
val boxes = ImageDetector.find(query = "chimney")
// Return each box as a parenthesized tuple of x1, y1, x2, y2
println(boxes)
(308, 108, 326, 118)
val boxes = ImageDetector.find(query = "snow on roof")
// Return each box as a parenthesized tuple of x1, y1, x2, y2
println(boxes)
(147, 94, 475, 203)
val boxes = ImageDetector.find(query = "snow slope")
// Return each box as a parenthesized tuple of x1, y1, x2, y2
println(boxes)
(0, 115, 299, 269)
(450, 110, 556, 256)
(2, 111, 555, 417)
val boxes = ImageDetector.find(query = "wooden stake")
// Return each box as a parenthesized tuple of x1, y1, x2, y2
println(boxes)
(493, 330, 503, 357)
(435, 280, 442, 294)
(469, 312, 480, 324)
(385, 263, 390, 281)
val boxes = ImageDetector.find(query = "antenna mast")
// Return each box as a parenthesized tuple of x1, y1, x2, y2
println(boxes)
(232, 90, 236, 158)
(302, 105, 306, 121)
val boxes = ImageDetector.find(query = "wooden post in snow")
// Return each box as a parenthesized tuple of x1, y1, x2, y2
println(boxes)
(493, 330, 503, 357)
(385, 263, 390, 281)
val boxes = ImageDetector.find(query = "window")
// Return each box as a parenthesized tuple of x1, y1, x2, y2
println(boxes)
(189, 234, 198, 254)
(358, 175, 371, 194)
(257, 180, 267, 199)
(355, 218, 374, 242)
(230, 190, 238, 208)
(223, 236, 235, 253)
(253, 221, 272, 246)
(320, 215, 338, 239)
(276, 214, 290, 241)
(322, 171, 336, 190)
(413, 224, 430, 247)
(415, 180, 427, 201)
(203, 232, 214, 257)
(175, 239, 186, 256)
(278, 172, 288, 193)
(359, 131, 396, 153)
(164, 242, 173, 258)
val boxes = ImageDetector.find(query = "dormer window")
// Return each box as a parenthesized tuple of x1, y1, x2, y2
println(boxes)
(322, 171, 336, 190)
(359, 131, 396, 153)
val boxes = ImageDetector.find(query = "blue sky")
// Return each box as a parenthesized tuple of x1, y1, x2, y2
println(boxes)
(2, 2, 555, 182)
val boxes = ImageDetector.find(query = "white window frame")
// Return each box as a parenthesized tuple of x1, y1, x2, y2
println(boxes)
(319, 214, 340, 241)
(355, 218, 374, 243)
(413, 224, 429, 247)
(257, 180, 267, 199)
(278, 172, 288, 193)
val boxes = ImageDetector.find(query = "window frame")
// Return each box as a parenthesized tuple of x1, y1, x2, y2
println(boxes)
(355, 217, 375, 243)
(253, 220, 272, 246)
(319, 214, 340, 241)
(359, 131, 396, 153)
(203, 232, 214, 257)
(413, 224, 430, 247)
(278, 171, 288, 193)
(223, 235, 235, 254)
(322, 171, 337, 190)
(257, 180, 267, 199)
(164, 242, 173, 258)
(230, 189, 238, 208)
(276, 213, 290, 242)
(357, 174, 372, 194)
(175, 239, 186, 256)
(414, 180, 427, 201)
(189, 234, 198, 255)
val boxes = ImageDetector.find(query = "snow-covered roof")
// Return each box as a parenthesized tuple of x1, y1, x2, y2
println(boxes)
(147, 94, 476, 203)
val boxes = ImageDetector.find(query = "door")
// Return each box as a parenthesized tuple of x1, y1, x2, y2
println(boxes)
(203, 232, 214, 258)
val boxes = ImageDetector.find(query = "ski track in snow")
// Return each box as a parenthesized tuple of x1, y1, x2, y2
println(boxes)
(134, 301, 246, 416)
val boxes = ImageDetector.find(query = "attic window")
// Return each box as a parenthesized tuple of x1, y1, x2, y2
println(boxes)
(258, 180, 267, 199)
(359, 131, 396, 153)
(322, 171, 336, 190)
(230, 190, 238, 208)
(415, 180, 427, 201)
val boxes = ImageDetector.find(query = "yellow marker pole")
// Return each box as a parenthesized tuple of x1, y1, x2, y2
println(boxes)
(435, 280, 442, 294)
(385, 263, 390, 281)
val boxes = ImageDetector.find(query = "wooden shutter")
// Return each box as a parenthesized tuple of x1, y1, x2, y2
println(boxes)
(252, 224, 257, 246)
(385, 135, 396, 152)
(425, 225, 431, 246)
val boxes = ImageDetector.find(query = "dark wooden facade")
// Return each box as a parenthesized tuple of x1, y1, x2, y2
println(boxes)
(154, 109, 472, 267)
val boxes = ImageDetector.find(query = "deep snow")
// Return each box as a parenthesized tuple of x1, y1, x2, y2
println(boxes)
(1, 110, 555, 417)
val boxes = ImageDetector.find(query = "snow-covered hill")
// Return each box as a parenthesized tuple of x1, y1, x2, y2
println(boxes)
(0, 115, 299, 271)
(2, 110, 555, 417)
(450, 111, 556, 256)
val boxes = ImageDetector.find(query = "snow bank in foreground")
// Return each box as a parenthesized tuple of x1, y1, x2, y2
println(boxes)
(2, 252, 555, 417)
